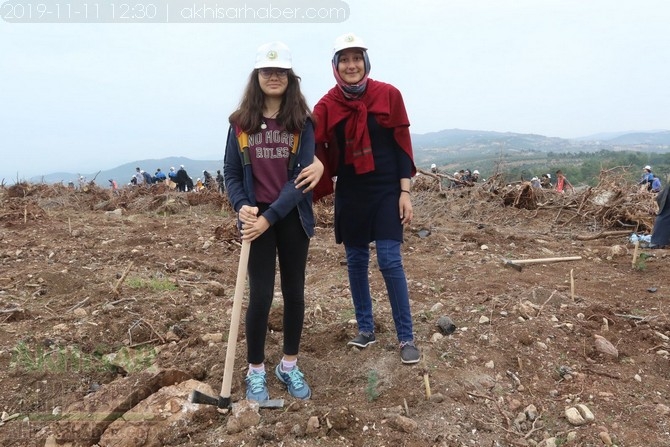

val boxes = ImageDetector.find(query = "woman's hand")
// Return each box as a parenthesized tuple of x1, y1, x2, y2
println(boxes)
(399, 193, 413, 225)
(295, 157, 324, 192)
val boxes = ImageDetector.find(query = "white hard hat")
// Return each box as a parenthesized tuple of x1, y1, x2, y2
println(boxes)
(532, 177, 539, 181)
(430, 163, 436, 169)
(473, 170, 480, 175)
(644, 165, 652, 170)
(254, 41, 292, 69)
(546, 173, 551, 179)
(333, 33, 367, 55)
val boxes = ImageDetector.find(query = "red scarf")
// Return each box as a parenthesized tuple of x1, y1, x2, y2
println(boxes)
(313, 79, 415, 199)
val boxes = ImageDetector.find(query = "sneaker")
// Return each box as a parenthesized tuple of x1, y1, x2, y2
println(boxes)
(245, 371, 270, 401)
(348, 332, 376, 348)
(275, 364, 311, 399)
(400, 341, 420, 364)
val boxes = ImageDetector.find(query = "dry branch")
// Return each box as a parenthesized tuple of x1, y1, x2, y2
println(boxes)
(112, 261, 134, 296)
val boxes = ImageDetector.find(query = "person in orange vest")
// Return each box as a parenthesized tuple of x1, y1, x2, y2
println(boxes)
(555, 169, 574, 193)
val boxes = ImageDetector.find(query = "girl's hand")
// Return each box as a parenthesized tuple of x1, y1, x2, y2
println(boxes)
(238, 205, 259, 225)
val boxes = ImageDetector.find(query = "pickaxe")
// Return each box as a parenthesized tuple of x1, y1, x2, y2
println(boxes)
(190, 239, 284, 410)
(501, 255, 582, 272)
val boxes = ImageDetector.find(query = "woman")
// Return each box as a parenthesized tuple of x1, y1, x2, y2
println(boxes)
(224, 41, 316, 400)
(307, 33, 421, 364)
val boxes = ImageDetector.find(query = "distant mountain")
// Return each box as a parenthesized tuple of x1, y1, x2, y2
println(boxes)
(606, 130, 670, 145)
(27, 129, 670, 186)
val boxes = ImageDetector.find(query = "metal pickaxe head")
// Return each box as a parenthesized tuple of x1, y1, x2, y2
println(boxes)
(501, 257, 523, 271)
(190, 390, 284, 410)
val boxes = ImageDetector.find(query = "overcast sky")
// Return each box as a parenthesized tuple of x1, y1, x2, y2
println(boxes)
(1, 0, 669, 182)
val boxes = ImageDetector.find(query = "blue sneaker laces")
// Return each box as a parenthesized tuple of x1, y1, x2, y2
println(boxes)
(246, 372, 267, 394)
(284, 368, 306, 390)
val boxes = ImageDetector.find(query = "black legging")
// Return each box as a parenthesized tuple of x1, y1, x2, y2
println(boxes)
(245, 206, 309, 365)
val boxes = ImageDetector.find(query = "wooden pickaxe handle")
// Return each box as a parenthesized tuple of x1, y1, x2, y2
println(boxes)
(509, 256, 582, 265)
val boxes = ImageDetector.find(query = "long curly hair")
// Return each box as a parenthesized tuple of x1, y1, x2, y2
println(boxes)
(229, 69, 311, 133)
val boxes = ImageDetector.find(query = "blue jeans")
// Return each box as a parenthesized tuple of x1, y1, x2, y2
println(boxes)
(345, 240, 414, 343)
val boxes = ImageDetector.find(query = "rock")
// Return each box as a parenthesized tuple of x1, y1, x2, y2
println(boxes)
(575, 404, 595, 422)
(599, 431, 613, 446)
(508, 399, 522, 412)
(306, 416, 320, 434)
(387, 415, 418, 433)
(430, 332, 444, 343)
(656, 403, 670, 416)
(436, 316, 456, 335)
(485, 360, 495, 369)
(227, 400, 261, 434)
(634, 374, 642, 382)
(430, 302, 444, 313)
(543, 438, 557, 447)
(565, 407, 587, 426)
(429, 392, 444, 403)
(201, 333, 223, 343)
(73, 308, 87, 317)
(524, 404, 538, 421)
(98, 378, 214, 446)
(478, 315, 490, 324)
(594, 334, 618, 357)
(105, 209, 123, 219)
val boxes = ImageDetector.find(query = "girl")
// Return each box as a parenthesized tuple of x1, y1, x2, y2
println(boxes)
(224, 41, 316, 400)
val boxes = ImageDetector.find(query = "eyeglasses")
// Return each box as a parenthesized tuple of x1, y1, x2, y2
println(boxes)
(259, 68, 289, 79)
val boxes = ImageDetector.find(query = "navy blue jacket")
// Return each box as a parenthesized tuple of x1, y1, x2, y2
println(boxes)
(223, 119, 315, 238)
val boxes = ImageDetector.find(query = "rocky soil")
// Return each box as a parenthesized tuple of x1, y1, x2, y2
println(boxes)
(0, 181, 668, 447)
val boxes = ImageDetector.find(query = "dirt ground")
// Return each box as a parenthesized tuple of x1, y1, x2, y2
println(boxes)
(0, 180, 668, 447)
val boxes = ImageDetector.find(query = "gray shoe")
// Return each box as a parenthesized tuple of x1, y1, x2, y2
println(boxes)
(400, 341, 420, 364)
(348, 332, 376, 348)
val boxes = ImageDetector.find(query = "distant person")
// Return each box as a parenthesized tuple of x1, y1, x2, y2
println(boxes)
(133, 167, 144, 186)
(530, 177, 541, 189)
(430, 163, 438, 174)
(195, 178, 204, 191)
(141, 170, 153, 185)
(154, 168, 166, 183)
(175, 165, 193, 192)
(168, 167, 178, 181)
(216, 169, 225, 194)
(555, 169, 574, 193)
(540, 173, 552, 189)
(639, 165, 654, 191)
(651, 174, 662, 193)
(203, 170, 214, 189)
(109, 179, 118, 191)
(472, 170, 480, 182)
